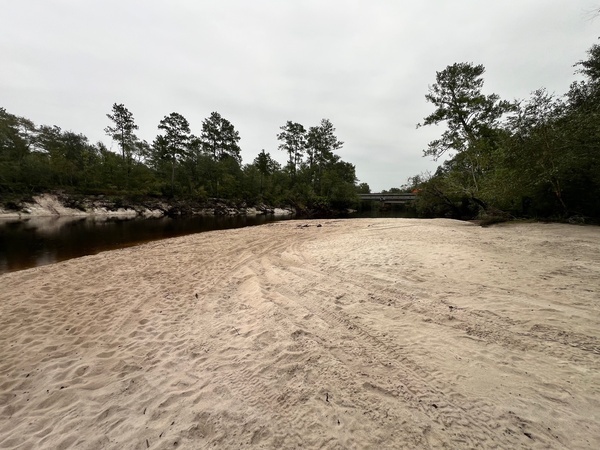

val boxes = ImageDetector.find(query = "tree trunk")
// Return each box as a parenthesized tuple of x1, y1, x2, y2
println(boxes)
(171, 159, 175, 195)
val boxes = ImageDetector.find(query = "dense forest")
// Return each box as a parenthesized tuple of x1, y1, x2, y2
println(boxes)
(410, 40, 600, 222)
(2, 40, 599, 221)
(0, 107, 359, 212)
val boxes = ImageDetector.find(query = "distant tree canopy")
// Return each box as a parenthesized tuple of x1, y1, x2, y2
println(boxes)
(201, 111, 241, 163)
(0, 106, 360, 211)
(356, 182, 371, 194)
(276, 118, 356, 208)
(277, 121, 306, 178)
(105, 103, 138, 162)
(156, 112, 193, 194)
(9, 41, 598, 220)
(412, 40, 600, 221)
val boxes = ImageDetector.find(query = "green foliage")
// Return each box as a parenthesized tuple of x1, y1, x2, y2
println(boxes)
(419, 63, 514, 160)
(272, 118, 357, 210)
(200, 112, 242, 162)
(251, 150, 278, 197)
(0, 106, 360, 213)
(418, 62, 515, 210)
(356, 182, 371, 194)
(575, 42, 600, 82)
(156, 112, 193, 195)
(104, 103, 139, 161)
(414, 41, 600, 221)
(306, 119, 343, 168)
(277, 121, 306, 179)
(196, 112, 243, 198)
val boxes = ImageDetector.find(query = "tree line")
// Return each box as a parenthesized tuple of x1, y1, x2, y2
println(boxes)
(5, 40, 597, 221)
(0, 106, 359, 210)
(410, 40, 600, 221)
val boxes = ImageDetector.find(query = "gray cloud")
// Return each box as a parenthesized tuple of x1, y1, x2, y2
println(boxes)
(2, 0, 598, 190)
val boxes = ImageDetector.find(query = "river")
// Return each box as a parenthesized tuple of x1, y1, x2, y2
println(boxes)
(0, 204, 421, 275)
(0, 214, 293, 275)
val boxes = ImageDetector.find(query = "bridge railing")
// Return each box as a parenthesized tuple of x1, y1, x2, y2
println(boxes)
(358, 193, 416, 201)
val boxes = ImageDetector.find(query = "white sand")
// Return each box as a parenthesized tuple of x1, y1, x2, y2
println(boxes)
(1, 219, 599, 449)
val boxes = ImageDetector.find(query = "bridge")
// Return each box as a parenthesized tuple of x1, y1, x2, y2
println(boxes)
(358, 192, 417, 204)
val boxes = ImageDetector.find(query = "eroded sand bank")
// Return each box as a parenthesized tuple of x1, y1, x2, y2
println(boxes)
(1, 219, 599, 449)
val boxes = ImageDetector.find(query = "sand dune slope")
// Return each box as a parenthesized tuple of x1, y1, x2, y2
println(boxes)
(1, 219, 599, 449)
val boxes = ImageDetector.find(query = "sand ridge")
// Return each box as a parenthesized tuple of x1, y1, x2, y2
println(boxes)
(1, 219, 599, 449)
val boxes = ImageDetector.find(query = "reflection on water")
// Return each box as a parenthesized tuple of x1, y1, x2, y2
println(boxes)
(0, 214, 291, 274)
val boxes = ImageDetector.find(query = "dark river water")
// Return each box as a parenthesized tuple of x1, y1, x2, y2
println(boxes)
(0, 205, 418, 275)
(0, 214, 293, 275)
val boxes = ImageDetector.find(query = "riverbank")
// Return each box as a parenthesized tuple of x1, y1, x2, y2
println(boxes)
(1, 219, 599, 448)
(0, 193, 294, 219)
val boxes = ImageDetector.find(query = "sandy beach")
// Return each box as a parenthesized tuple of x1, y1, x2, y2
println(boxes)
(1, 218, 599, 449)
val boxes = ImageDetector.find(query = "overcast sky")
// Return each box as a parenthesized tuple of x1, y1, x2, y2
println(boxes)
(2, 1, 598, 191)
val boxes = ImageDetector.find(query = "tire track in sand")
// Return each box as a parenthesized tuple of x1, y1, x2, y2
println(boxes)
(264, 237, 551, 448)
